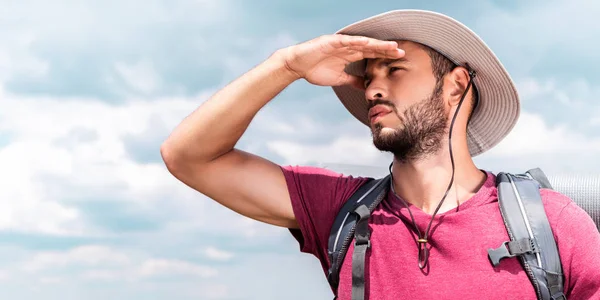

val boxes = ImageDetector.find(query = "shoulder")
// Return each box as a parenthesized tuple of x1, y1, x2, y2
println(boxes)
(280, 165, 371, 195)
(539, 189, 600, 297)
(279, 164, 373, 218)
(538, 188, 594, 234)
(539, 188, 576, 220)
(539, 188, 598, 229)
(280, 164, 371, 178)
(281, 165, 347, 177)
(539, 187, 598, 247)
(280, 164, 373, 254)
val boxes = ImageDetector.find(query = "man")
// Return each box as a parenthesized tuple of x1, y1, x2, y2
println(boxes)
(161, 10, 600, 300)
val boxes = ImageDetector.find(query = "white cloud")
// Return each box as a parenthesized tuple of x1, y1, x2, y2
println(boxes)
(204, 247, 234, 262)
(0, 0, 232, 45)
(0, 270, 9, 281)
(201, 284, 229, 299)
(0, 83, 294, 240)
(0, 0, 242, 102)
(267, 135, 389, 166)
(517, 78, 564, 103)
(483, 75, 600, 162)
(263, 127, 396, 179)
(0, 1, 372, 300)
(223, 32, 299, 77)
(517, 76, 599, 111)
(115, 60, 163, 95)
(0, 32, 49, 83)
(22, 245, 131, 273)
(486, 111, 600, 157)
(18, 245, 218, 283)
(138, 259, 217, 278)
(39, 277, 64, 284)
(81, 269, 124, 281)
(0, 91, 207, 235)
(216, 251, 332, 300)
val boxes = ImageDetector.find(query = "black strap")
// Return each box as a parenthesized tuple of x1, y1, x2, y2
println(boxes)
(326, 175, 390, 297)
(327, 176, 390, 290)
(352, 205, 371, 300)
(491, 171, 566, 300)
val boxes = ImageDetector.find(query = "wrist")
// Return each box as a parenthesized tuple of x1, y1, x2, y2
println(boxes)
(270, 48, 303, 83)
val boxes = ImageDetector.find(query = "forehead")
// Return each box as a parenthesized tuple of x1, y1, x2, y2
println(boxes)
(364, 40, 431, 71)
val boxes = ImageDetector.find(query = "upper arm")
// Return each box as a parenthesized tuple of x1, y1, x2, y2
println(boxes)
(553, 201, 600, 298)
(164, 148, 298, 228)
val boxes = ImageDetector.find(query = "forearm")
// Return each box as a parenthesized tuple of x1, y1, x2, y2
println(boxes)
(161, 50, 300, 163)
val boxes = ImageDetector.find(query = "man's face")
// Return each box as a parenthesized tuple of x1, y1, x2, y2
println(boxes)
(363, 41, 449, 162)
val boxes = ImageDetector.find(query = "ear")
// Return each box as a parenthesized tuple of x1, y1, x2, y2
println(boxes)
(446, 66, 471, 107)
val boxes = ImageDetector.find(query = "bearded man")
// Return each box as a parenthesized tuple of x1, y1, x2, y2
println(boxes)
(161, 10, 600, 300)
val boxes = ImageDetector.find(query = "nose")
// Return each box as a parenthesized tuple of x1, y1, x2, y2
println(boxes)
(365, 79, 388, 103)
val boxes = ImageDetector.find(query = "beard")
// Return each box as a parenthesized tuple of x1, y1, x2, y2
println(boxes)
(371, 81, 448, 163)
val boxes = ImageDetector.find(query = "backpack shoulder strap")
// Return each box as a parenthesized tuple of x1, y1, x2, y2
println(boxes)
(326, 175, 391, 297)
(526, 167, 554, 189)
(489, 169, 566, 300)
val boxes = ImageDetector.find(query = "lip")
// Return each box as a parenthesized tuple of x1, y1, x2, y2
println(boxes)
(368, 105, 392, 123)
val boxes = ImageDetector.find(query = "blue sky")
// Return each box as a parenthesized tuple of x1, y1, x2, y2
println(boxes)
(0, 0, 599, 299)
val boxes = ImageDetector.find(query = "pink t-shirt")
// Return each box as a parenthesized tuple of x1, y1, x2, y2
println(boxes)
(281, 165, 600, 300)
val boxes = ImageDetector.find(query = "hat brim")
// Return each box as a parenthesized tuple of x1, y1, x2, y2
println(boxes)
(331, 10, 520, 157)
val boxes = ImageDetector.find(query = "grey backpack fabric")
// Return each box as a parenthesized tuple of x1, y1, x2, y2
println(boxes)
(325, 168, 584, 300)
(490, 169, 566, 300)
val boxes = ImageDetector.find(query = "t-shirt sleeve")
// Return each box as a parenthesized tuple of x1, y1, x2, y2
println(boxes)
(548, 191, 600, 299)
(280, 165, 370, 270)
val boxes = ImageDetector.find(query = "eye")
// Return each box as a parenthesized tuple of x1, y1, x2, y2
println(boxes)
(389, 66, 403, 73)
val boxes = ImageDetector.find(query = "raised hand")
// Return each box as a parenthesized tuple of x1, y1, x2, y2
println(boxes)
(278, 34, 405, 89)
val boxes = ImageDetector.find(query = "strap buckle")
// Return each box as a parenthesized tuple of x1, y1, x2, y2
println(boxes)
(488, 239, 538, 267)
(353, 204, 372, 249)
(355, 238, 371, 248)
(488, 241, 514, 267)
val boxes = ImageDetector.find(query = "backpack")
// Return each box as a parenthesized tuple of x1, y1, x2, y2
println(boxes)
(326, 168, 569, 300)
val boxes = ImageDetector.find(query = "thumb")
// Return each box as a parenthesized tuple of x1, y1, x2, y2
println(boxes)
(339, 73, 366, 91)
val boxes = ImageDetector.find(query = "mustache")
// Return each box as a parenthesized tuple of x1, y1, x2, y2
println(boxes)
(368, 99, 397, 112)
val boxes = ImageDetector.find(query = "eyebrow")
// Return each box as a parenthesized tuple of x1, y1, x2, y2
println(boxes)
(382, 57, 408, 66)
(364, 57, 409, 81)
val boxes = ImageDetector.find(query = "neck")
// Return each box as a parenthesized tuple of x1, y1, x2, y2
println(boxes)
(390, 142, 487, 215)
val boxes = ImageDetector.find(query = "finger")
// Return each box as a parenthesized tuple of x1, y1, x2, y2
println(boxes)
(353, 47, 404, 59)
(338, 35, 368, 48)
(365, 38, 399, 52)
(347, 41, 404, 54)
(357, 44, 399, 55)
(375, 48, 404, 59)
(334, 34, 397, 49)
(360, 50, 377, 59)
(385, 48, 405, 58)
(333, 35, 363, 48)
(341, 45, 404, 64)
(357, 41, 401, 57)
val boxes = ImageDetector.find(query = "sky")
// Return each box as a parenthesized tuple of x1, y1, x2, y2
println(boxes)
(0, 0, 599, 299)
